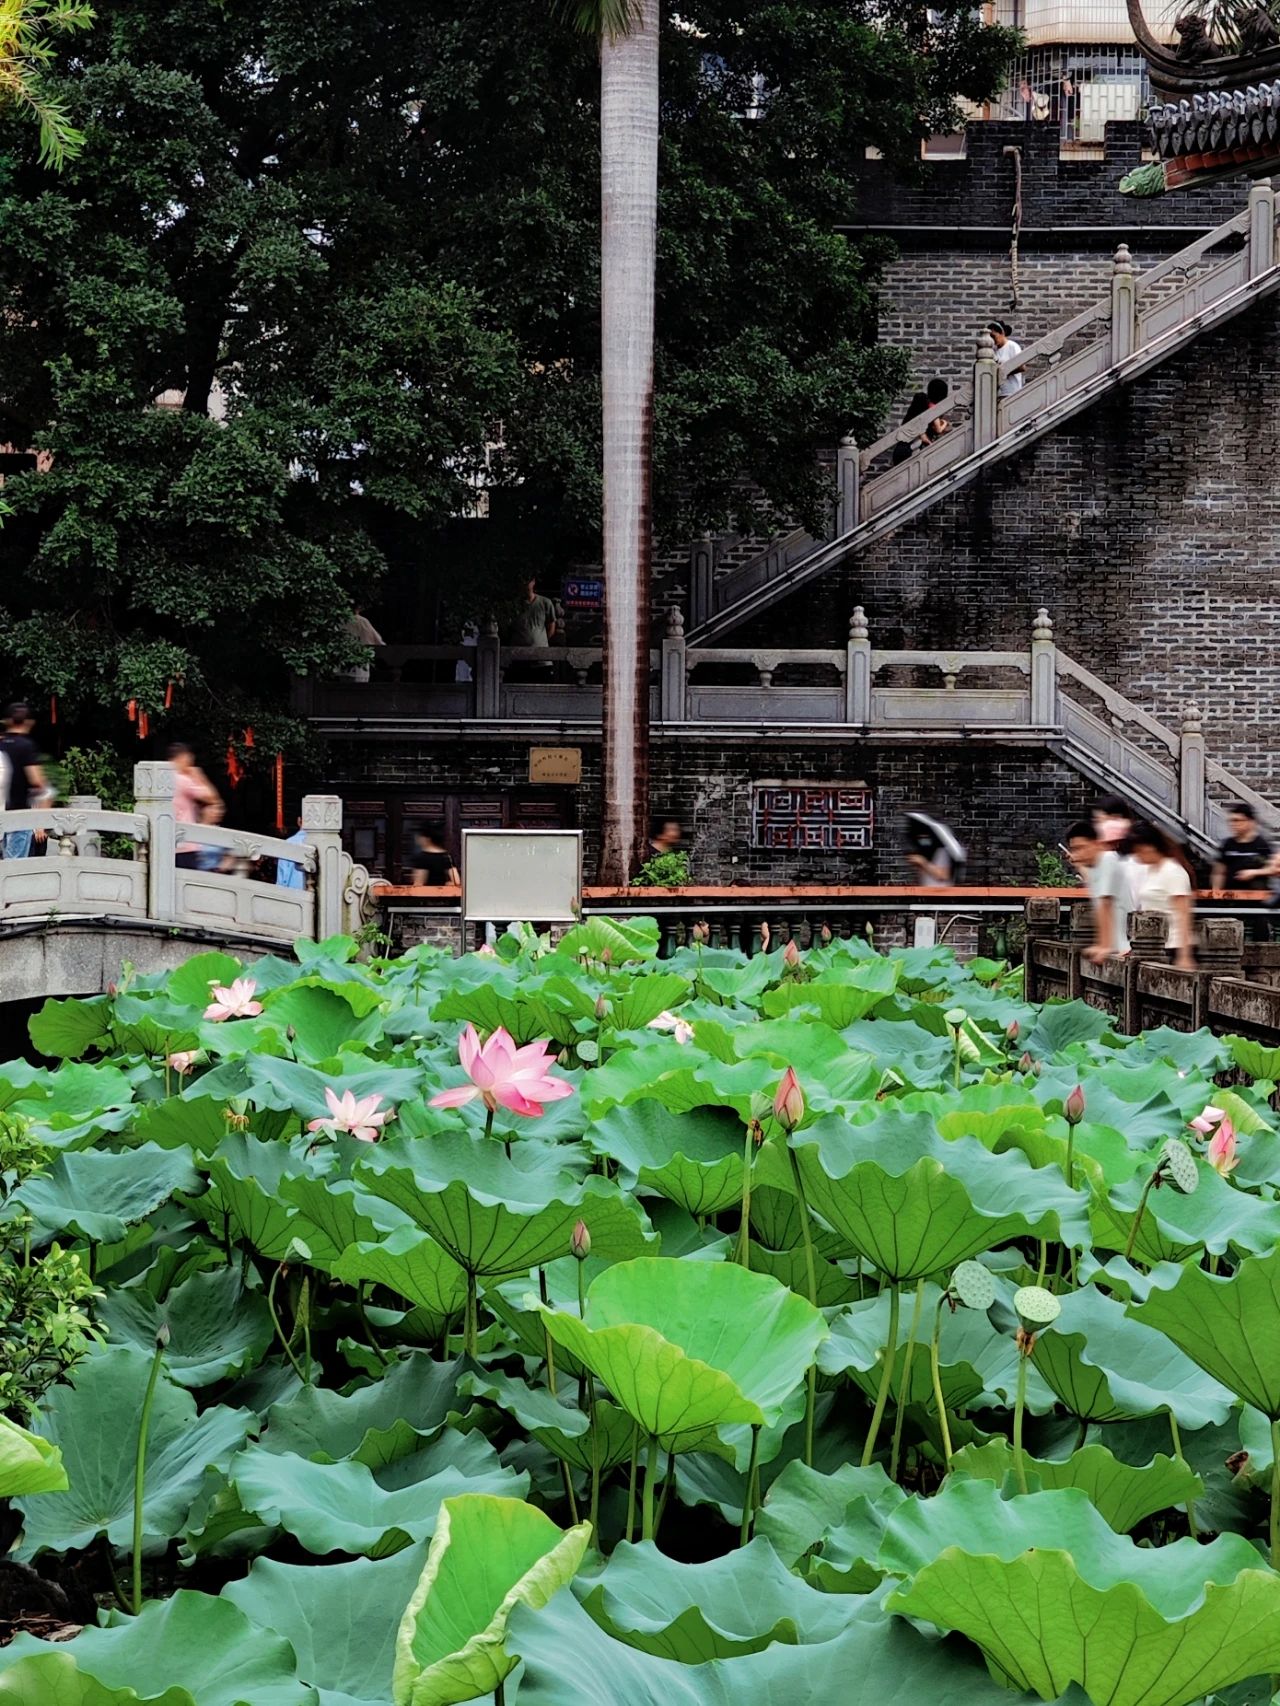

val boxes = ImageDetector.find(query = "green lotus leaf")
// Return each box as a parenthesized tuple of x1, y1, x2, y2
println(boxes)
(14, 1347, 254, 1560)
(10, 1143, 200, 1246)
(355, 1135, 652, 1279)
(557, 914, 660, 964)
(96, 1269, 272, 1389)
(164, 950, 245, 1009)
(328, 1230, 469, 1339)
(1091, 1153, 1280, 1263)
(257, 985, 383, 1062)
(227, 1435, 525, 1558)
(582, 1039, 773, 1120)
(0, 1654, 193, 1705)
(603, 972, 694, 1033)
(539, 1258, 826, 1452)
(578, 1537, 850, 1660)
(759, 959, 901, 1027)
(457, 1369, 636, 1474)
(1, 1590, 315, 1706)
(394, 1493, 589, 1706)
(788, 1110, 1087, 1282)
(733, 1020, 882, 1110)
(881, 1480, 1280, 1706)
(1031, 1284, 1234, 1426)
(1020, 1000, 1116, 1058)
(278, 1174, 412, 1262)
(27, 995, 113, 1061)
(507, 1583, 1037, 1706)
(261, 1354, 463, 1468)
(190, 1158, 297, 1260)
(1226, 1034, 1280, 1082)
(949, 1439, 1203, 1532)
(746, 1241, 860, 1307)
(755, 1460, 906, 1592)
(0, 1415, 67, 1498)
(588, 1101, 745, 1217)
(223, 1547, 429, 1706)
(1130, 1248, 1280, 1418)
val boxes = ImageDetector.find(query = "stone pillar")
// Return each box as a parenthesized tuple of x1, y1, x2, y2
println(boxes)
(1029, 607, 1057, 727)
(303, 794, 345, 940)
(134, 762, 176, 923)
(1125, 910, 1168, 1032)
(836, 436, 859, 536)
(661, 608, 687, 723)
(689, 533, 714, 629)
(1023, 893, 1061, 1000)
(1110, 243, 1136, 366)
(67, 796, 101, 858)
(1067, 899, 1093, 999)
(845, 607, 872, 725)
(1199, 914, 1244, 978)
(973, 330, 999, 449)
(1249, 177, 1275, 279)
(1179, 705, 1206, 842)
(475, 619, 501, 719)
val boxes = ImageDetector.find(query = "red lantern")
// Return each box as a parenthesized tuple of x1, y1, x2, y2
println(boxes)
(274, 752, 285, 833)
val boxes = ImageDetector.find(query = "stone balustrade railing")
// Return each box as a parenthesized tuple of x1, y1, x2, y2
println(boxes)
(0, 764, 371, 944)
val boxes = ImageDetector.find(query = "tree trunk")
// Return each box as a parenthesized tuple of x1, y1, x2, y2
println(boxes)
(597, 2, 658, 884)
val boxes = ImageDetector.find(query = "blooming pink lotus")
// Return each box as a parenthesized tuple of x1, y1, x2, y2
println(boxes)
(307, 1086, 394, 1144)
(1189, 1104, 1227, 1136)
(1206, 1118, 1239, 1177)
(204, 978, 263, 1021)
(647, 1010, 694, 1045)
(429, 1024, 573, 1119)
(167, 1051, 196, 1076)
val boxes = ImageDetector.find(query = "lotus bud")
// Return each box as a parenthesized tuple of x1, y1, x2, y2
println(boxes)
(1064, 1084, 1086, 1127)
(1032, 1059, 1042, 1077)
(1227, 1449, 1251, 1480)
(774, 1067, 805, 1132)
(783, 939, 801, 968)
(1206, 1118, 1239, 1177)
(571, 1220, 591, 1261)
(594, 994, 609, 1021)
(286, 1024, 297, 1043)
(1005, 1020, 1020, 1043)
(691, 920, 709, 945)
(820, 923, 832, 944)
(1017, 1051, 1035, 1075)
(155, 1323, 171, 1350)
(601, 948, 612, 967)
(760, 922, 771, 951)
(107, 981, 118, 997)
(749, 1091, 772, 1124)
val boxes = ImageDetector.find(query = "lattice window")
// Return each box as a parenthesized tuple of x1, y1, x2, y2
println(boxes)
(751, 785, 875, 851)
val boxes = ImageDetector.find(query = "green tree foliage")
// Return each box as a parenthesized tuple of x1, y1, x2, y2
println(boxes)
(0, 0, 1013, 750)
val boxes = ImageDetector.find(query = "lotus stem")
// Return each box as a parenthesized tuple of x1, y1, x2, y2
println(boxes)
(587, 1375, 601, 1536)
(355, 1282, 389, 1366)
(740, 1424, 763, 1547)
(1013, 1343, 1030, 1495)
(786, 1148, 820, 1467)
(736, 1124, 755, 1270)
(928, 1295, 954, 1473)
(625, 1422, 640, 1543)
(464, 1270, 479, 1358)
(496, 1685, 506, 1706)
(1271, 1417, 1280, 1570)
(130, 1335, 166, 1615)
(542, 1321, 559, 1398)
(890, 1279, 926, 1484)
(655, 1447, 675, 1535)
(641, 1434, 660, 1543)
(576, 1262, 589, 1409)
(1122, 1168, 1159, 1263)
(1064, 1125, 1075, 1188)
(266, 1263, 307, 1385)
(1168, 1410, 1199, 1541)
(861, 1282, 900, 1470)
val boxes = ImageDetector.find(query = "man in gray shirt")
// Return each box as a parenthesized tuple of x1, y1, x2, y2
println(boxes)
(1066, 819, 1131, 961)
(512, 578, 558, 648)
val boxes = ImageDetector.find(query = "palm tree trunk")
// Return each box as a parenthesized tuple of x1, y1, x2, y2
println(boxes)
(597, 1, 658, 884)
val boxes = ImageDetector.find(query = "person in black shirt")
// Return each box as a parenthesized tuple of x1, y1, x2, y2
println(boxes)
(411, 822, 460, 887)
(1, 702, 50, 859)
(1212, 804, 1274, 892)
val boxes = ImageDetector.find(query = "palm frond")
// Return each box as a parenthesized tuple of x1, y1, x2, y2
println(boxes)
(0, 0, 92, 168)
(554, 0, 643, 42)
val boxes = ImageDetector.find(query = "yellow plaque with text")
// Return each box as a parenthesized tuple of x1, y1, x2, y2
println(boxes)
(529, 747, 582, 785)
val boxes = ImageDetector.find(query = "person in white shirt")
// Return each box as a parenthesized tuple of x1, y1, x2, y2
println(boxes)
(1066, 819, 1131, 962)
(1128, 820, 1197, 971)
(987, 320, 1024, 397)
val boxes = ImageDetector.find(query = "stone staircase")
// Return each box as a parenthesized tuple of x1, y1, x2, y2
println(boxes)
(687, 180, 1280, 645)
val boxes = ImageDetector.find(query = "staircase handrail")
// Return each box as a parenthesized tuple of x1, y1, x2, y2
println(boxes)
(1054, 654, 1181, 755)
(1204, 757, 1278, 821)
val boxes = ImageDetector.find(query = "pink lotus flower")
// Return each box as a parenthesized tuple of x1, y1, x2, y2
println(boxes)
(1206, 1118, 1239, 1177)
(429, 1024, 573, 1119)
(783, 940, 801, 967)
(774, 1067, 805, 1131)
(1064, 1085, 1086, 1126)
(571, 1220, 591, 1260)
(1189, 1104, 1227, 1136)
(1005, 1020, 1020, 1043)
(647, 1010, 694, 1045)
(307, 1086, 395, 1144)
(167, 1051, 196, 1075)
(204, 978, 263, 1021)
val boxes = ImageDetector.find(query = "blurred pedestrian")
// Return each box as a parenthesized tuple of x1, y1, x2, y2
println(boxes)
(987, 320, 1024, 396)
(411, 822, 460, 887)
(904, 811, 966, 886)
(1065, 819, 1130, 962)
(1, 702, 51, 859)
(276, 817, 309, 889)
(1128, 820, 1197, 970)
(170, 743, 224, 872)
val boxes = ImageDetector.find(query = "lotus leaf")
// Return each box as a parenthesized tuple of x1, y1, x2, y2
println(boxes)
(881, 1480, 1280, 1706)
(328, 1230, 469, 1338)
(393, 1493, 589, 1706)
(759, 959, 901, 1027)
(96, 1269, 272, 1388)
(588, 1101, 745, 1217)
(949, 1439, 1203, 1532)
(261, 1354, 462, 1467)
(458, 1368, 636, 1473)
(1131, 1248, 1280, 1418)
(11, 1144, 200, 1246)
(755, 1459, 906, 1591)
(0, 1415, 67, 1498)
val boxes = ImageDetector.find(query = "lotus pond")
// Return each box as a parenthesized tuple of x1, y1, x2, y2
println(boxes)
(2, 918, 1280, 1704)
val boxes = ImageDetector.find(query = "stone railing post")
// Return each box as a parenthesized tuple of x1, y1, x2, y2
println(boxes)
(661, 608, 687, 722)
(67, 795, 101, 858)
(689, 533, 714, 629)
(1199, 914, 1244, 978)
(973, 329, 999, 449)
(1248, 177, 1275, 279)
(836, 435, 859, 536)
(134, 761, 176, 923)
(1030, 607, 1057, 726)
(845, 607, 872, 724)
(475, 619, 501, 719)
(1125, 910, 1168, 1032)
(1179, 704, 1206, 841)
(303, 795, 345, 940)
(1110, 243, 1136, 365)
(1023, 893, 1061, 1000)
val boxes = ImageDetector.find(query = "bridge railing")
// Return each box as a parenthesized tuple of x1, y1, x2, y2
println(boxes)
(0, 765, 371, 944)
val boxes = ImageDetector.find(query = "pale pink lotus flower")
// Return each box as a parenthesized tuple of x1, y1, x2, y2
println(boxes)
(204, 978, 263, 1021)
(647, 1010, 694, 1045)
(1189, 1104, 1227, 1136)
(1064, 1085, 1086, 1126)
(783, 939, 801, 967)
(476, 943, 497, 958)
(774, 1066, 805, 1131)
(1206, 1118, 1239, 1177)
(429, 1023, 573, 1118)
(167, 1051, 196, 1076)
(307, 1086, 394, 1144)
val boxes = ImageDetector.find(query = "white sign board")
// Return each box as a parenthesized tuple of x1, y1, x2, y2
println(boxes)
(462, 830, 583, 924)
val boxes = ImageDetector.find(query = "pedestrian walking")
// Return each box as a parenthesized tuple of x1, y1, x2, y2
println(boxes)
(0, 702, 51, 859)
(986, 320, 1024, 396)
(1127, 820, 1197, 970)
(1065, 819, 1131, 962)
(904, 811, 966, 886)
(169, 743, 225, 871)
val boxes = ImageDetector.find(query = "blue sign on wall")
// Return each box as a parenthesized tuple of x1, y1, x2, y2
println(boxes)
(563, 577, 604, 610)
